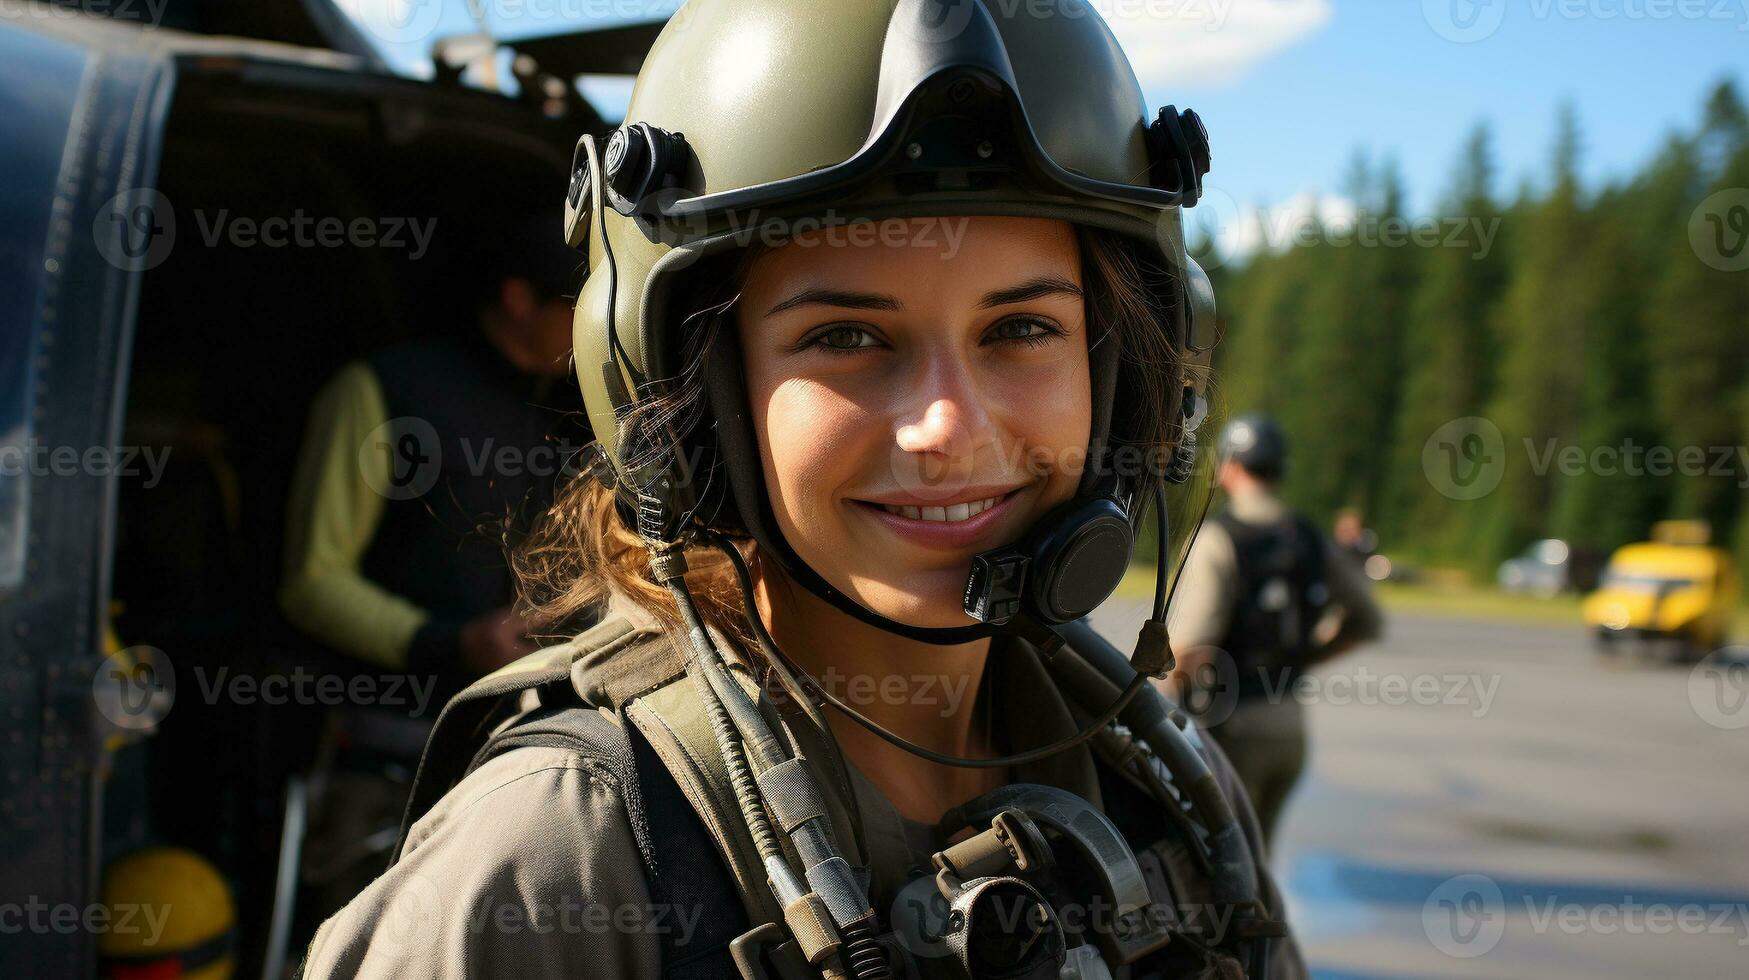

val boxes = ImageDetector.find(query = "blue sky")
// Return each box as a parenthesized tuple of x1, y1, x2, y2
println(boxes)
(340, 0, 1746, 227)
(1171, 1, 1747, 219)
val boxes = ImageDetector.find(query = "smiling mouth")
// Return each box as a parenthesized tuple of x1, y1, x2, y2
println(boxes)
(877, 494, 1005, 523)
(854, 486, 1026, 523)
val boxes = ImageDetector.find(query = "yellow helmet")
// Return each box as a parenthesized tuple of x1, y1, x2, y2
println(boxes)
(98, 847, 235, 980)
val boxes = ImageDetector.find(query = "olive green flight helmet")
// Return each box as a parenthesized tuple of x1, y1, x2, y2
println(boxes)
(565, 0, 1217, 637)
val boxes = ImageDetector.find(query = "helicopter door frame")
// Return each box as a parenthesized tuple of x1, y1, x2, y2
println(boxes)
(0, 18, 174, 978)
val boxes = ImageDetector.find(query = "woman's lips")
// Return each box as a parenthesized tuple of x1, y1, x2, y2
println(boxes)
(849, 487, 1026, 551)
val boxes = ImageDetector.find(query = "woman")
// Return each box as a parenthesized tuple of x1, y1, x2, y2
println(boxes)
(302, 1, 1305, 978)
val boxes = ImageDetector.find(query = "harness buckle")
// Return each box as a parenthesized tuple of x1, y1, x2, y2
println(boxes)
(728, 922, 816, 980)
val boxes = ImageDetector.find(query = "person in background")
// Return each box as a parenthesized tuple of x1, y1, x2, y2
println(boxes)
(1167, 413, 1384, 852)
(277, 212, 585, 915)
(1332, 507, 1379, 571)
(279, 213, 585, 694)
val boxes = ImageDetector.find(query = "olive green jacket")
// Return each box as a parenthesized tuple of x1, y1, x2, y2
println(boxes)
(302, 593, 1309, 979)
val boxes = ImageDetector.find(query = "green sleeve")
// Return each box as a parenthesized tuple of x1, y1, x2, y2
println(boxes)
(278, 361, 430, 670)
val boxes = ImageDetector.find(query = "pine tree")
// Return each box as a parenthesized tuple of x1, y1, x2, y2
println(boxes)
(1203, 79, 1748, 592)
(1648, 80, 1749, 550)
(1480, 103, 1594, 566)
(1380, 123, 1507, 564)
(1273, 151, 1415, 525)
(1549, 185, 1662, 553)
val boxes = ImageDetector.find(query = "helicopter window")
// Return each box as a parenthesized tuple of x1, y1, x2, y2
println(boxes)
(0, 34, 81, 591)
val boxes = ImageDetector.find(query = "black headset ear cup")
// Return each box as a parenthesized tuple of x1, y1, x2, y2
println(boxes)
(1023, 495, 1134, 624)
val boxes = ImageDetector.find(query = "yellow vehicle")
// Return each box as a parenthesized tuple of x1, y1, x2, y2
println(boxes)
(1583, 523, 1740, 662)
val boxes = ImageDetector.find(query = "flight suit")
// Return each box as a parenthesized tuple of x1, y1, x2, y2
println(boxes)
(300, 590, 1310, 979)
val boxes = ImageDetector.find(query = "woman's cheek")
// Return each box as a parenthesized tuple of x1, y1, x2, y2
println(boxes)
(998, 360, 1091, 493)
(759, 379, 868, 542)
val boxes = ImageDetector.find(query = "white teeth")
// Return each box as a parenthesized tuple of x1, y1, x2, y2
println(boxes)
(880, 494, 1004, 522)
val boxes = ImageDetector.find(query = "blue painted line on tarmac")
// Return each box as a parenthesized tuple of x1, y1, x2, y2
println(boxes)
(1287, 850, 1749, 911)
(1309, 967, 1430, 980)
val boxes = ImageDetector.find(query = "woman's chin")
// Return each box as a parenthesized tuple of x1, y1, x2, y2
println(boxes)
(845, 576, 978, 630)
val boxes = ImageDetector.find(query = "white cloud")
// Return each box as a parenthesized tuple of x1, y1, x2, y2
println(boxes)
(1189, 189, 1357, 265)
(1096, 0, 1333, 91)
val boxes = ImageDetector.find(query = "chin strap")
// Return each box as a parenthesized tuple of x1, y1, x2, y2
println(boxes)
(705, 531, 1171, 770)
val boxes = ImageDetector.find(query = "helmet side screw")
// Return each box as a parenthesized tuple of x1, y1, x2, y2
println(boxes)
(976, 140, 994, 159)
(906, 142, 923, 160)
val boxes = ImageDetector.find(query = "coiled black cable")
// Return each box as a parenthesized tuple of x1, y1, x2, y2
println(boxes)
(839, 915, 891, 980)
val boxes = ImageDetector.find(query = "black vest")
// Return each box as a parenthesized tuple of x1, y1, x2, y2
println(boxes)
(358, 330, 583, 678)
(1215, 511, 1329, 700)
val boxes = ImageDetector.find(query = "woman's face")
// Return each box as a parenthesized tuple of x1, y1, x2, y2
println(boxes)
(736, 215, 1092, 628)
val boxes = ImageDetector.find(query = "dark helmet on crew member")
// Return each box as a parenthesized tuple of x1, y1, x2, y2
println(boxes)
(1219, 413, 1288, 481)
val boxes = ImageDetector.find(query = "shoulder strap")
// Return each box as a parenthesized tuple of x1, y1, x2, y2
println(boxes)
(572, 624, 868, 935)
(626, 716, 755, 979)
(394, 611, 864, 973)
(394, 614, 645, 862)
(470, 701, 751, 979)
(622, 676, 790, 929)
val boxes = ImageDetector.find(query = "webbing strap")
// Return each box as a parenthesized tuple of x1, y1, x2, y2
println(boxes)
(458, 702, 751, 980)
(757, 757, 831, 836)
(571, 624, 689, 711)
(626, 682, 788, 928)
(626, 717, 753, 979)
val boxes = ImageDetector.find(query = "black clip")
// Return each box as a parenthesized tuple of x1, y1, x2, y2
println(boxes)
(580, 441, 618, 490)
(602, 121, 690, 219)
(964, 549, 1028, 625)
(1147, 105, 1211, 207)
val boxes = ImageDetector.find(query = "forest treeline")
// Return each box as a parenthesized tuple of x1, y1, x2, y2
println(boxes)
(1203, 78, 1749, 579)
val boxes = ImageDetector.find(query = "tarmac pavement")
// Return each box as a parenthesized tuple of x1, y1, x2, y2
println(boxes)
(1089, 603, 1749, 979)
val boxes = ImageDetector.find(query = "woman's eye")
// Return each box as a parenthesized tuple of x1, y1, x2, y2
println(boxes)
(808, 325, 880, 352)
(987, 317, 1063, 348)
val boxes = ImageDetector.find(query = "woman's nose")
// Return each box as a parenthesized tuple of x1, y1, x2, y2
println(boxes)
(893, 361, 997, 461)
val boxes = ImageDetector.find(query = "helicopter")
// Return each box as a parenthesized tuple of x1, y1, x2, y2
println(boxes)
(0, 2, 662, 974)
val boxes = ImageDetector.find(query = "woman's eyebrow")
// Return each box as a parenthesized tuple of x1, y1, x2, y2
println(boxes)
(976, 274, 1083, 309)
(764, 275, 1083, 317)
(765, 287, 903, 316)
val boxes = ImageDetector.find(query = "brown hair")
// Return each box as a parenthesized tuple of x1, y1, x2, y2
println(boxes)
(511, 226, 1187, 647)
